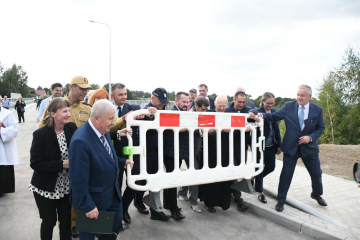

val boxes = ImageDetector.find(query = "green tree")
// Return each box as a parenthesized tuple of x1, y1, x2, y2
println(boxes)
(317, 47, 360, 144)
(102, 83, 111, 93)
(90, 84, 100, 90)
(63, 83, 70, 95)
(0, 64, 29, 97)
(37, 86, 42, 90)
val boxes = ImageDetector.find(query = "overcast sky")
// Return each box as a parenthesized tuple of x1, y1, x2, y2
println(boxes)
(1, 0, 360, 99)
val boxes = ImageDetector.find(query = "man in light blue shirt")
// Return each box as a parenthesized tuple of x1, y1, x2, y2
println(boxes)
(37, 83, 63, 122)
(2, 96, 10, 109)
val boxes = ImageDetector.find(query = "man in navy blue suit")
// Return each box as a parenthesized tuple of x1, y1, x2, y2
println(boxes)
(190, 84, 215, 110)
(249, 84, 327, 212)
(69, 99, 133, 240)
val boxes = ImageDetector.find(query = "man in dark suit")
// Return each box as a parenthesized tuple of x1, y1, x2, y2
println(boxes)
(227, 87, 256, 109)
(69, 99, 133, 240)
(226, 91, 253, 212)
(133, 88, 172, 221)
(109, 83, 141, 225)
(163, 91, 190, 220)
(249, 84, 326, 212)
(190, 84, 215, 110)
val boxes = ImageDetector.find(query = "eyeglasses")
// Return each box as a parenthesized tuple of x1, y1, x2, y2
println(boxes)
(265, 102, 275, 106)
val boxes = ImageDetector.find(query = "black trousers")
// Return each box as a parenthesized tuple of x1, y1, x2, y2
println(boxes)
(277, 148, 323, 203)
(33, 193, 71, 240)
(0, 165, 15, 195)
(119, 157, 140, 212)
(255, 146, 276, 193)
(163, 155, 182, 212)
(17, 111, 25, 122)
(134, 147, 158, 204)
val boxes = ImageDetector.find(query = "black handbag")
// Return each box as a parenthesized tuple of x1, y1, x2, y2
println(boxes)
(353, 162, 360, 183)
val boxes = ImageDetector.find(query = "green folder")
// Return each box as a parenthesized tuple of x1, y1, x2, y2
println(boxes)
(75, 209, 115, 234)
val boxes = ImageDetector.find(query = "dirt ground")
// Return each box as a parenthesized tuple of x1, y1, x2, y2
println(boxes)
(277, 144, 360, 180)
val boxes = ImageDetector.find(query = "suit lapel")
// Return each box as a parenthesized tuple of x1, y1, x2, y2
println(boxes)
(121, 103, 130, 117)
(86, 122, 117, 168)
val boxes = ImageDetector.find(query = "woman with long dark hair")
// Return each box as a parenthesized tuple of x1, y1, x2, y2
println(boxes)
(254, 92, 282, 203)
(29, 98, 77, 240)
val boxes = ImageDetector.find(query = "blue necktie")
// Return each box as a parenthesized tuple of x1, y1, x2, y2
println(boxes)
(299, 106, 305, 130)
(100, 136, 114, 161)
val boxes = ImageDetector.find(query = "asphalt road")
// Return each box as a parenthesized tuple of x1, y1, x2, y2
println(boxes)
(0, 103, 313, 240)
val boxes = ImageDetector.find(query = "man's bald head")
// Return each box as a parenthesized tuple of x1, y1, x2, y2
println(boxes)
(215, 95, 228, 112)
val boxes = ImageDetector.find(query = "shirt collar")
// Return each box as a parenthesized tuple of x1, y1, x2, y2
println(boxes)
(88, 119, 102, 139)
(299, 102, 310, 110)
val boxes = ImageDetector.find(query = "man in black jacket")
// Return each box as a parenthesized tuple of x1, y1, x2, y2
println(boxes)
(162, 92, 190, 220)
(225, 91, 253, 212)
(110, 83, 141, 226)
(190, 84, 215, 110)
(133, 88, 172, 221)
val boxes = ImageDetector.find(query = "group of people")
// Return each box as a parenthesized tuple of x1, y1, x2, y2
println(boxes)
(1, 76, 328, 240)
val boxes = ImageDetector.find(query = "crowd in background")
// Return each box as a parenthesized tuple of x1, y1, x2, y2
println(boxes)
(0, 77, 330, 240)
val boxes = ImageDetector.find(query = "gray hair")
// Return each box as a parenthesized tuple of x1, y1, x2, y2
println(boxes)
(298, 84, 312, 95)
(90, 99, 116, 118)
(111, 83, 126, 92)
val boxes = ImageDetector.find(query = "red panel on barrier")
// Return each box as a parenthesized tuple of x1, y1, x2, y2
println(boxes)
(231, 116, 246, 127)
(198, 115, 215, 127)
(160, 113, 180, 127)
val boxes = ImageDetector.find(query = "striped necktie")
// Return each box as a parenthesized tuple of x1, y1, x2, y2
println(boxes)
(100, 135, 114, 161)
(299, 106, 305, 130)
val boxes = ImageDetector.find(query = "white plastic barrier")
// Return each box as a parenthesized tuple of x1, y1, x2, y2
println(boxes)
(124, 110, 265, 192)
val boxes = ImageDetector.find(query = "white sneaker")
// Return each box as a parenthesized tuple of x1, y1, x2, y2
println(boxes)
(191, 205, 202, 213)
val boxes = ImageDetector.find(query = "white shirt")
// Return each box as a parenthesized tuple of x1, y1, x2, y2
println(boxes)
(37, 96, 53, 122)
(298, 102, 310, 130)
(205, 96, 210, 110)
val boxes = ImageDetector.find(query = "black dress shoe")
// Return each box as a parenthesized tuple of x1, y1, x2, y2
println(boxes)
(171, 209, 185, 220)
(258, 194, 267, 204)
(71, 227, 79, 238)
(150, 211, 172, 221)
(311, 193, 328, 206)
(123, 211, 131, 224)
(205, 206, 216, 213)
(134, 202, 149, 214)
(275, 202, 284, 212)
(236, 200, 249, 212)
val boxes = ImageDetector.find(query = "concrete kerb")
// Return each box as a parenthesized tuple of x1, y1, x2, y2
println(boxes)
(243, 195, 345, 240)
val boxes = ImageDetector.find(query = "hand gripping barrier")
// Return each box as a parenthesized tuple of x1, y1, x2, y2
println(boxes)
(123, 110, 265, 192)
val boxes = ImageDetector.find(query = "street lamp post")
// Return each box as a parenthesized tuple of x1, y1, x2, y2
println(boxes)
(89, 20, 112, 99)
